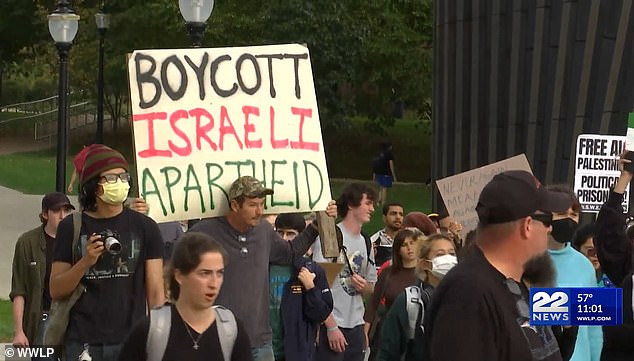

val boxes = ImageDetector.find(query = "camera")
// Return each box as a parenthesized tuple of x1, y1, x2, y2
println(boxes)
(97, 229, 121, 255)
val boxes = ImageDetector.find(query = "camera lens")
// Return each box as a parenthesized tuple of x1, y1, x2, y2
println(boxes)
(104, 237, 121, 255)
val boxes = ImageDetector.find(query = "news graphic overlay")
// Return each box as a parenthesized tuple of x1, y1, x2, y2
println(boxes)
(530, 288, 622, 326)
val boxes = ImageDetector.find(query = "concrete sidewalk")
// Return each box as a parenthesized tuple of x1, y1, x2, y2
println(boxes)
(0, 186, 78, 300)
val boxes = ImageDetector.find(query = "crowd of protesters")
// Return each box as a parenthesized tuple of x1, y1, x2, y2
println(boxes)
(9, 143, 634, 361)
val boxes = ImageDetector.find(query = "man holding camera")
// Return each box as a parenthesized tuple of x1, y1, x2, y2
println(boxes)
(50, 145, 164, 361)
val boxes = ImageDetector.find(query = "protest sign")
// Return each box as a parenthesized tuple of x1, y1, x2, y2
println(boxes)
(574, 134, 628, 213)
(127, 44, 332, 222)
(436, 154, 532, 236)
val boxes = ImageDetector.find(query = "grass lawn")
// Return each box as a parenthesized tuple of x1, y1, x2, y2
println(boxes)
(0, 299, 11, 342)
(0, 148, 74, 194)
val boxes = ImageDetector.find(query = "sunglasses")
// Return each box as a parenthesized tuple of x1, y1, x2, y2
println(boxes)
(530, 213, 553, 227)
(99, 172, 131, 184)
(504, 278, 530, 322)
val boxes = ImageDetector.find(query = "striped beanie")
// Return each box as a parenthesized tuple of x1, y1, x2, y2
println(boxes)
(80, 145, 129, 185)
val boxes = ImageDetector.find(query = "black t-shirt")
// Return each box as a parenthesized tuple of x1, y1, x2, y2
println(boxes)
(376, 150, 394, 176)
(53, 208, 163, 344)
(424, 246, 562, 361)
(43, 232, 55, 311)
(117, 304, 253, 361)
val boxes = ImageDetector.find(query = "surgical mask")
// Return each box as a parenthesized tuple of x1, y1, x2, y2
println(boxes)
(98, 180, 130, 205)
(551, 218, 578, 243)
(430, 254, 457, 278)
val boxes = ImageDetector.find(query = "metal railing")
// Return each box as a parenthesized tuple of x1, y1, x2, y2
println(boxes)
(0, 94, 130, 141)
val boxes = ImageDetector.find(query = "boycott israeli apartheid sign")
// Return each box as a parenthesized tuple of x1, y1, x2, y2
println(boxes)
(127, 44, 331, 222)
(574, 134, 629, 213)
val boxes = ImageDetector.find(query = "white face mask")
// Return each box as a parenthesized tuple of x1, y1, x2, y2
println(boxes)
(430, 254, 457, 278)
(98, 180, 130, 205)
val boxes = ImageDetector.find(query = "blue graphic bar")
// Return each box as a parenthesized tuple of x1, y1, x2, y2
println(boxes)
(529, 287, 622, 326)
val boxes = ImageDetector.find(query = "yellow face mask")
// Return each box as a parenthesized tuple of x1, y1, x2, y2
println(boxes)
(98, 180, 130, 205)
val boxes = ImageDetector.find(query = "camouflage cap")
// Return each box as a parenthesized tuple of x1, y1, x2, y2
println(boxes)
(228, 176, 274, 200)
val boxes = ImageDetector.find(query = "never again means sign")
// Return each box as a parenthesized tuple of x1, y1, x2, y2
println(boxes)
(127, 44, 332, 222)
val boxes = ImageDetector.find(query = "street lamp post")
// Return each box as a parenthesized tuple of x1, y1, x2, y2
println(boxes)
(49, 0, 80, 193)
(179, 0, 214, 47)
(95, 5, 109, 144)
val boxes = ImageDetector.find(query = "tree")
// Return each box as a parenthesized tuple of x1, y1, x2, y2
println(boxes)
(0, 0, 49, 103)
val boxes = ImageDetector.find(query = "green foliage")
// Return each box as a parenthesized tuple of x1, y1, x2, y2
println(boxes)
(2, 0, 433, 134)
(0, 299, 11, 342)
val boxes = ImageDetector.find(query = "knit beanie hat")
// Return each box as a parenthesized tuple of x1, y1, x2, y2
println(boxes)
(403, 211, 438, 236)
(80, 145, 129, 185)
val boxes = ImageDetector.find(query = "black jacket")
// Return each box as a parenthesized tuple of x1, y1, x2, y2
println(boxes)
(594, 190, 634, 358)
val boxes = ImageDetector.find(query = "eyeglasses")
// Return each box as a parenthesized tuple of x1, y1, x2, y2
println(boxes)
(530, 213, 553, 228)
(238, 235, 248, 258)
(99, 172, 131, 184)
(504, 278, 530, 322)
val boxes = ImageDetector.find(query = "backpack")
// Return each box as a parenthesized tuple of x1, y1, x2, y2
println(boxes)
(146, 305, 237, 361)
(333, 225, 374, 267)
(43, 212, 85, 345)
(405, 283, 433, 340)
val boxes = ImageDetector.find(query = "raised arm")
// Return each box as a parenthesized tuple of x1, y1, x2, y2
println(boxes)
(595, 164, 632, 285)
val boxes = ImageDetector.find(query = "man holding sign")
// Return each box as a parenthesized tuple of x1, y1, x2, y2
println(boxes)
(189, 176, 337, 361)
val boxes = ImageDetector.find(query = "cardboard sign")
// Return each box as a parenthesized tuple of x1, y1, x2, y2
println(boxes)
(574, 134, 628, 213)
(436, 154, 532, 235)
(127, 44, 332, 222)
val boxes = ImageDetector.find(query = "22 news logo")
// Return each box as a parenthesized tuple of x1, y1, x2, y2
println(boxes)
(531, 290, 570, 322)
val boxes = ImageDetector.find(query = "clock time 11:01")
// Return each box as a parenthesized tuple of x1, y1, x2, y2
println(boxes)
(577, 304, 603, 313)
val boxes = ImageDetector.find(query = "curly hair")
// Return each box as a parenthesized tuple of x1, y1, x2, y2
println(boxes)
(337, 183, 377, 218)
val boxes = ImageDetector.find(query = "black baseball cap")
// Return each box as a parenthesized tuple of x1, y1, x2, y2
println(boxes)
(475, 170, 571, 226)
(42, 192, 75, 211)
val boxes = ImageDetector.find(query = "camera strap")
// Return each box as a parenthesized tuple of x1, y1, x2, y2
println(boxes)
(71, 212, 82, 264)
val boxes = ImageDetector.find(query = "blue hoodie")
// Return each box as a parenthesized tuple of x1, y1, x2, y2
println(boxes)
(280, 257, 333, 361)
(548, 243, 603, 361)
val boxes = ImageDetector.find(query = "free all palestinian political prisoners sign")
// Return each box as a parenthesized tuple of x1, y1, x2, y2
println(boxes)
(436, 154, 533, 236)
(574, 134, 629, 213)
(127, 44, 332, 223)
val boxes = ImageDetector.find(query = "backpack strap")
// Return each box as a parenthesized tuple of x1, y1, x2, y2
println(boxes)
(71, 212, 82, 263)
(405, 286, 423, 340)
(147, 306, 171, 361)
(405, 283, 433, 340)
(213, 305, 237, 361)
(361, 232, 375, 267)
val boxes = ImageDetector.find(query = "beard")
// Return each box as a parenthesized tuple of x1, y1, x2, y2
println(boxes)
(522, 252, 556, 288)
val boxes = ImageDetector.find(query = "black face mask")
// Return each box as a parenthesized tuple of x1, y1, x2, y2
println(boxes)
(551, 218, 578, 243)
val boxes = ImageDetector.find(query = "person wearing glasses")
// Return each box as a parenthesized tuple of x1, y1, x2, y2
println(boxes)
(50, 145, 165, 361)
(189, 176, 337, 361)
(545, 186, 603, 361)
(572, 225, 614, 288)
(424, 170, 571, 361)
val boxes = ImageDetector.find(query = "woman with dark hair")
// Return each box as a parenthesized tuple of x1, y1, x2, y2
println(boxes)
(118, 232, 253, 361)
(572, 224, 614, 288)
(364, 229, 422, 360)
(376, 233, 457, 361)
